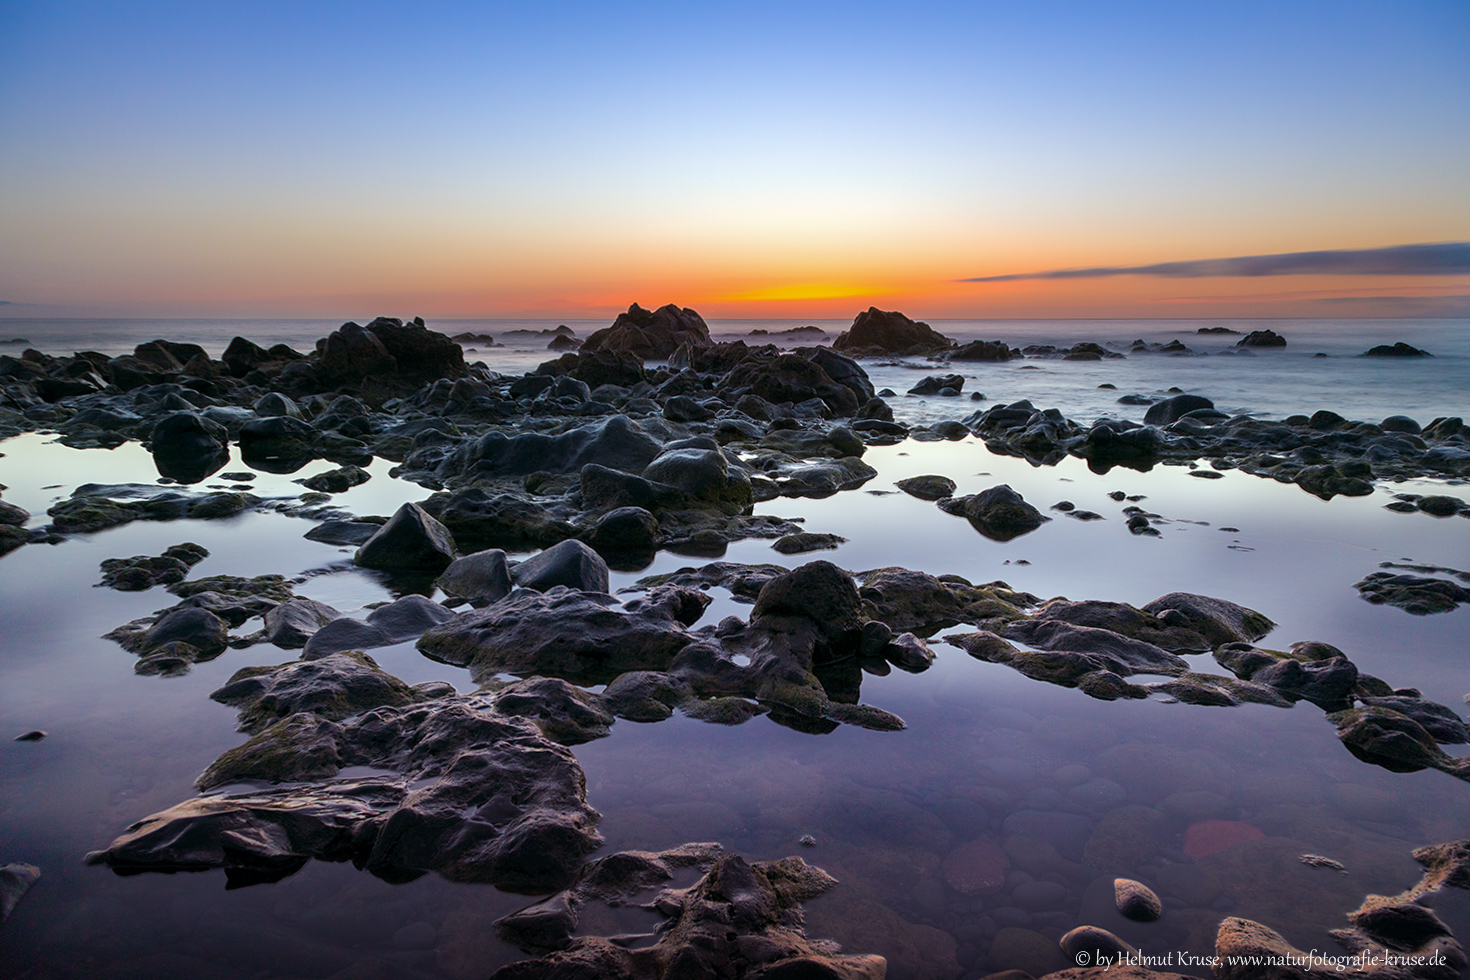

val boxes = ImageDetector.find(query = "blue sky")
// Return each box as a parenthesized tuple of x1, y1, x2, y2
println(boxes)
(1, 0, 1467, 317)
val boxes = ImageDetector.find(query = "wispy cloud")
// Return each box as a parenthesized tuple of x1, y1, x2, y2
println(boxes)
(960, 243, 1470, 283)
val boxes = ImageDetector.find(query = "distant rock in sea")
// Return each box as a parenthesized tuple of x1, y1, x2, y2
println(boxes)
(1362, 342, 1432, 357)
(580, 303, 711, 359)
(0, 338, 30, 346)
(833, 308, 954, 356)
(748, 325, 828, 338)
(1236, 329, 1286, 348)
(1197, 326, 1241, 334)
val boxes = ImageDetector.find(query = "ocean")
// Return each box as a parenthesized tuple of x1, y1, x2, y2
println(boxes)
(0, 314, 1467, 979)
(3, 315, 1468, 425)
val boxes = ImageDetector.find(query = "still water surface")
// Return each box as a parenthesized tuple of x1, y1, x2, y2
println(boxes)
(0, 321, 1467, 978)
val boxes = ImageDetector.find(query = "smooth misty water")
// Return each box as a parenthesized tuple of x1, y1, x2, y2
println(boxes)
(0, 318, 1467, 979)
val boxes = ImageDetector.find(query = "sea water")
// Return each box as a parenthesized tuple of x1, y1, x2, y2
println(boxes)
(0, 316, 1466, 978)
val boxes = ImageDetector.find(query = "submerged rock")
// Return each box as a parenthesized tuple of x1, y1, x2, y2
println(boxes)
(0, 863, 40, 922)
(491, 851, 882, 979)
(1114, 877, 1162, 922)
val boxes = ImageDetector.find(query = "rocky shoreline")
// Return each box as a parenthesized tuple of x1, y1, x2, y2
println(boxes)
(3, 306, 1468, 978)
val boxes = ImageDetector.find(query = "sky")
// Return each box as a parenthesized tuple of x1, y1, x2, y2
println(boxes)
(1, 0, 1467, 320)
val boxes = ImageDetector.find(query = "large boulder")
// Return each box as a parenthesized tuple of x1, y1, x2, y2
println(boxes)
(1236, 329, 1286, 348)
(1143, 394, 1214, 425)
(579, 303, 712, 359)
(361, 316, 468, 382)
(88, 687, 603, 891)
(418, 588, 696, 684)
(513, 539, 611, 593)
(263, 597, 343, 649)
(460, 415, 664, 478)
(149, 412, 229, 482)
(355, 502, 457, 571)
(750, 560, 861, 649)
(833, 307, 954, 355)
(641, 447, 753, 513)
(437, 548, 514, 604)
(317, 321, 396, 380)
(1140, 593, 1275, 646)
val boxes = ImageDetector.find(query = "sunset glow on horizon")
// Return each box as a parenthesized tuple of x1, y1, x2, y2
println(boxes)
(2, 1, 1467, 321)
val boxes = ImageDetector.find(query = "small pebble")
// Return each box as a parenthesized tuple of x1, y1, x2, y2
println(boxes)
(799, 834, 817, 847)
(1114, 877, 1162, 922)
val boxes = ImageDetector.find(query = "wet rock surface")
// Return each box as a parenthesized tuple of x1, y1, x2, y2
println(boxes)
(89, 655, 603, 891)
(492, 848, 883, 979)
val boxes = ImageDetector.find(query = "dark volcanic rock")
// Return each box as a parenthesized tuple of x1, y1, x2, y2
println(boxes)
(536, 349, 647, 388)
(149, 412, 229, 482)
(89, 685, 602, 890)
(950, 339, 1014, 361)
(354, 502, 457, 571)
(424, 489, 578, 551)
(208, 651, 419, 737)
(1363, 342, 1432, 357)
(579, 303, 711, 359)
(1029, 598, 1223, 653)
(491, 850, 880, 980)
(895, 475, 957, 500)
(856, 567, 1036, 636)
(299, 464, 370, 493)
(1355, 572, 1470, 615)
(317, 321, 395, 380)
(362, 317, 469, 383)
(641, 447, 752, 513)
(98, 543, 208, 591)
(833, 307, 953, 356)
(908, 374, 965, 395)
(1330, 705, 1470, 779)
(938, 484, 1050, 541)
(771, 531, 847, 555)
(1236, 329, 1286, 348)
(1000, 620, 1188, 675)
(587, 506, 660, 555)
(1139, 592, 1275, 646)
(0, 863, 41, 923)
(263, 597, 343, 649)
(513, 539, 611, 593)
(419, 588, 696, 684)
(437, 548, 514, 604)
(750, 560, 861, 648)
(1143, 394, 1214, 426)
(492, 676, 615, 745)
(460, 415, 664, 478)
(363, 593, 456, 642)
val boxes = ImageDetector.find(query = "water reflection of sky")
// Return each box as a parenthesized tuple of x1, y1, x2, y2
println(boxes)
(1, 412, 1468, 977)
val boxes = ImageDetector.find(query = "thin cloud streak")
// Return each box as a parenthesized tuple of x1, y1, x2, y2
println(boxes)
(961, 243, 1470, 283)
